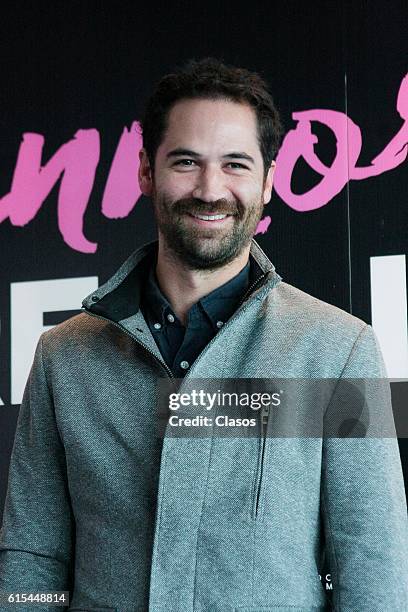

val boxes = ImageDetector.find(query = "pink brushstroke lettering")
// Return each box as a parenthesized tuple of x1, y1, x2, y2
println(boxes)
(0, 129, 100, 253)
(102, 121, 143, 218)
(255, 215, 271, 235)
(0, 75, 407, 253)
(273, 73, 408, 211)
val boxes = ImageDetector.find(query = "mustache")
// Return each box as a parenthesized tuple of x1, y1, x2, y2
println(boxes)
(173, 197, 240, 216)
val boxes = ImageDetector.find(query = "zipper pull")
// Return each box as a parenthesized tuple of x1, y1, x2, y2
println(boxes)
(261, 404, 270, 437)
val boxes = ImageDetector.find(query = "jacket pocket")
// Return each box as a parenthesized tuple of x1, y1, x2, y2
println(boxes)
(252, 404, 270, 519)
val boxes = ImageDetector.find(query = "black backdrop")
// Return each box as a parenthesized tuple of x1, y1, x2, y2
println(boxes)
(1, 1, 407, 526)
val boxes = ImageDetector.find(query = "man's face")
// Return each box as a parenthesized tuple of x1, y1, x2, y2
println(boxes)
(139, 98, 274, 270)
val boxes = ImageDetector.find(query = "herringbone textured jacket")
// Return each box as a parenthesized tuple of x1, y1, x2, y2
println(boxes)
(1, 239, 407, 611)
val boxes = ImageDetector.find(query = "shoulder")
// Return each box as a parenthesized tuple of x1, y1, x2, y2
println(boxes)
(270, 281, 366, 329)
(39, 311, 116, 360)
(258, 281, 384, 376)
(264, 281, 378, 360)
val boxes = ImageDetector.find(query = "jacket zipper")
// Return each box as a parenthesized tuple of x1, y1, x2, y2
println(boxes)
(236, 270, 271, 310)
(254, 403, 270, 518)
(236, 270, 272, 519)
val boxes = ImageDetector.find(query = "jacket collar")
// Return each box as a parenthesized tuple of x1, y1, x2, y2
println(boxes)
(81, 238, 282, 323)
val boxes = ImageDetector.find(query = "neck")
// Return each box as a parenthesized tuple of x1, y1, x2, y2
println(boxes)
(155, 239, 251, 326)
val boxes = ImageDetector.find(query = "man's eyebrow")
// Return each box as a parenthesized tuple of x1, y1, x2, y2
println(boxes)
(223, 152, 255, 164)
(166, 148, 255, 164)
(166, 148, 201, 159)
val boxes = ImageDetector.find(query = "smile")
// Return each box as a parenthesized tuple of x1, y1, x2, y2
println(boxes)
(186, 212, 233, 225)
(191, 213, 228, 221)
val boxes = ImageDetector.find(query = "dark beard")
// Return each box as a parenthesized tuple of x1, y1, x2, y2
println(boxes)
(152, 192, 264, 271)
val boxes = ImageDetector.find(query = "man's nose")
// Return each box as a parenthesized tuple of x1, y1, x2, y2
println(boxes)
(191, 166, 229, 202)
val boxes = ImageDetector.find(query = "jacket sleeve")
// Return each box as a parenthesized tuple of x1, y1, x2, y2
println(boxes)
(321, 324, 408, 611)
(0, 333, 74, 604)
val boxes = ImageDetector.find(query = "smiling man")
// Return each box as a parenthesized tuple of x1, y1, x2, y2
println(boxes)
(147, 98, 269, 272)
(139, 87, 278, 334)
(0, 58, 407, 612)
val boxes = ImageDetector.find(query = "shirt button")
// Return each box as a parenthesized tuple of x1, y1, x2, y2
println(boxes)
(167, 313, 175, 323)
(153, 322, 162, 330)
(216, 320, 224, 328)
(180, 360, 190, 370)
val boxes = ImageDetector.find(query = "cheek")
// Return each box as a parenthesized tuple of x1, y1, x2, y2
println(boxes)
(156, 173, 194, 198)
(231, 184, 262, 205)
(228, 173, 264, 200)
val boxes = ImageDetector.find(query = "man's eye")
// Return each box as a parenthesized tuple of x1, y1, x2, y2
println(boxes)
(173, 160, 248, 170)
(174, 159, 196, 166)
(227, 162, 248, 169)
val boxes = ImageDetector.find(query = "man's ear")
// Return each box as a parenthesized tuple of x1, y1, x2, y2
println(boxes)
(138, 148, 153, 196)
(262, 161, 276, 205)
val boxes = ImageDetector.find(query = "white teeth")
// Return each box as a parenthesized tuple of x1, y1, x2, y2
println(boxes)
(192, 213, 228, 221)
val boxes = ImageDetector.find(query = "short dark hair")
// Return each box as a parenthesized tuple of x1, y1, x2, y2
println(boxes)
(141, 57, 283, 181)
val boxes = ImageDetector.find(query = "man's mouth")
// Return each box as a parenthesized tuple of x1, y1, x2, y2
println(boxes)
(184, 212, 234, 227)
(190, 212, 229, 221)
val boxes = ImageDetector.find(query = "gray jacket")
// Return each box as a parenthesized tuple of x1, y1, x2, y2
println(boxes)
(0, 238, 407, 612)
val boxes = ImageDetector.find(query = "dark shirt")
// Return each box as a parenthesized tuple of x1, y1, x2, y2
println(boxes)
(141, 261, 251, 377)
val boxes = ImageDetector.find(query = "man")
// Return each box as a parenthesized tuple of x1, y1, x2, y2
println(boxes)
(0, 58, 407, 611)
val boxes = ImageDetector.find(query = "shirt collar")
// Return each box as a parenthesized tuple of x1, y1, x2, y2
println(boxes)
(143, 260, 251, 329)
(82, 238, 282, 323)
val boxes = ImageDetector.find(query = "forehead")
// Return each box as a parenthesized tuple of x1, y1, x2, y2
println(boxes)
(160, 98, 261, 156)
